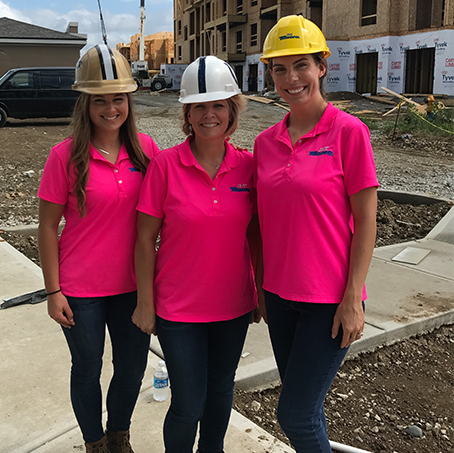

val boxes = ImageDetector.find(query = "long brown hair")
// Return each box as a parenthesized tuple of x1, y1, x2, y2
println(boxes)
(68, 93, 150, 216)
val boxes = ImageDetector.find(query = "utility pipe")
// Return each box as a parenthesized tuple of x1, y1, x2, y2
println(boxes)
(329, 440, 373, 453)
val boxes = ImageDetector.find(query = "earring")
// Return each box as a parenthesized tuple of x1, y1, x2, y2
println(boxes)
(189, 124, 193, 135)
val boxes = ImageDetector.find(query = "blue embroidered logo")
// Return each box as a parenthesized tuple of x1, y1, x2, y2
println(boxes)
(279, 33, 300, 41)
(309, 147, 333, 157)
(230, 184, 250, 193)
(129, 167, 140, 172)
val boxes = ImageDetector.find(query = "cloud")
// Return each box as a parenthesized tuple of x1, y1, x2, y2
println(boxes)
(0, 1, 173, 52)
(0, 1, 31, 21)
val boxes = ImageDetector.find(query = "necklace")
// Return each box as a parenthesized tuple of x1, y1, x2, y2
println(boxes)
(193, 150, 224, 170)
(98, 148, 109, 155)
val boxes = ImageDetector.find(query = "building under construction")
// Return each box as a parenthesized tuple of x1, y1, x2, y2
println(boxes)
(173, 0, 454, 94)
(117, 0, 174, 71)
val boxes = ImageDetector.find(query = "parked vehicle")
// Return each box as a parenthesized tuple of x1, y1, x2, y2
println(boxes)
(0, 67, 79, 127)
(159, 64, 188, 91)
(150, 73, 173, 91)
(131, 60, 152, 88)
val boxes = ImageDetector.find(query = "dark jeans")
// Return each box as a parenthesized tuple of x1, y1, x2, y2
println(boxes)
(63, 291, 150, 443)
(156, 312, 251, 453)
(265, 291, 352, 453)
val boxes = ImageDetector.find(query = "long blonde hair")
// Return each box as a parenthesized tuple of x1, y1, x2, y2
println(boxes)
(68, 93, 150, 216)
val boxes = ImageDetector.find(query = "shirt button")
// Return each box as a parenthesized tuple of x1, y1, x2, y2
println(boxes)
(114, 169, 119, 173)
(298, 139, 302, 143)
(118, 180, 123, 184)
(287, 163, 291, 167)
(212, 187, 216, 191)
(214, 200, 218, 204)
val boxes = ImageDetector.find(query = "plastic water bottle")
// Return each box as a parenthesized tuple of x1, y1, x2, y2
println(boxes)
(153, 360, 169, 402)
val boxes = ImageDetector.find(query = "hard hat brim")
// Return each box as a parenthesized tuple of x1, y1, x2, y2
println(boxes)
(179, 90, 241, 104)
(260, 48, 331, 64)
(72, 81, 138, 95)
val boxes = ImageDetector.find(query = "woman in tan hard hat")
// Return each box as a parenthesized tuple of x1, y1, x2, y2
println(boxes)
(254, 15, 378, 452)
(37, 44, 159, 453)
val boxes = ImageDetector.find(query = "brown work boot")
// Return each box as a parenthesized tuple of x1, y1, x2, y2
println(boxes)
(106, 430, 135, 453)
(85, 436, 110, 453)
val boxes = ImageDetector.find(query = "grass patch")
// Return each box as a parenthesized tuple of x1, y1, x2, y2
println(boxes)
(360, 103, 454, 137)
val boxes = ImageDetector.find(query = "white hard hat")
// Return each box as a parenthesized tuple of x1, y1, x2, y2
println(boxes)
(179, 56, 241, 104)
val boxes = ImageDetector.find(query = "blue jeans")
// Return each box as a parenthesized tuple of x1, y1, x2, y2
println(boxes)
(156, 312, 252, 453)
(265, 291, 352, 453)
(63, 291, 150, 443)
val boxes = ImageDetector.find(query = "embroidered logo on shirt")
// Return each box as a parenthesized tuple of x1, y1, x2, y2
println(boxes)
(230, 184, 250, 193)
(129, 167, 140, 172)
(309, 146, 333, 157)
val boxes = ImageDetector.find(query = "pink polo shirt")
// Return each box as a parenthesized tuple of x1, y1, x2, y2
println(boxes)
(137, 137, 257, 322)
(254, 103, 378, 304)
(38, 133, 159, 297)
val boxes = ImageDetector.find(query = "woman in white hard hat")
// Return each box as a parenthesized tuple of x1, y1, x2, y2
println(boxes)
(37, 44, 159, 453)
(133, 55, 259, 453)
(254, 15, 378, 453)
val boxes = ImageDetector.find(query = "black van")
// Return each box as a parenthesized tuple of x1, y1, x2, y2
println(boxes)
(0, 67, 80, 127)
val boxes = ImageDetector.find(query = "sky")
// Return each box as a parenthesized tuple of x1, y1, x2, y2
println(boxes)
(0, 0, 174, 53)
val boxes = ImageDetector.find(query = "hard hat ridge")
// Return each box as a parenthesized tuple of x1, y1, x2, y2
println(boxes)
(95, 45, 119, 81)
(179, 55, 241, 104)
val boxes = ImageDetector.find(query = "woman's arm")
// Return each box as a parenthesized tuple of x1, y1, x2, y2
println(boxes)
(38, 199, 75, 328)
(132, 212, 162, 335)
(332, 186, 377, 348)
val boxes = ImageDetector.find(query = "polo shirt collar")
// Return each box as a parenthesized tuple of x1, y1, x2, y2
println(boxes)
(179, 136, 240, 171)
(274, 102, 338, 144)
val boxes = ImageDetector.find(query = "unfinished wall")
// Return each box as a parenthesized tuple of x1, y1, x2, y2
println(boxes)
(0, 45, 81, 77)
(325, 28, 454, 95)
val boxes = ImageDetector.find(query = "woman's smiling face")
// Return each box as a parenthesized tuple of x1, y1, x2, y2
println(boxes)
(89, 93, 129, 133)
(271, 54, 326, 106)
(188, 100, 230, 141)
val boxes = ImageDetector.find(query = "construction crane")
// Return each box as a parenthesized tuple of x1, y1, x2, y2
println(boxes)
(97, 0, 108, 45)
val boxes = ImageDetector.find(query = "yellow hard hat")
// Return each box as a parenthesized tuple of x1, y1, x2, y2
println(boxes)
(73, 44, 137, 94)
(260, 15, 330, 63)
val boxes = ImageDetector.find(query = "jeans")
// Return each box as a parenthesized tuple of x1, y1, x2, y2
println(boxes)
(156, 312, 251, 453)
(265, 291, 352, 453)
(63, 291, 150, 443)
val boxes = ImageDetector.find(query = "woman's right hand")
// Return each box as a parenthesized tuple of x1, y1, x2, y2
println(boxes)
(47, 292, 75, 329)
(132, 304, 156, 336)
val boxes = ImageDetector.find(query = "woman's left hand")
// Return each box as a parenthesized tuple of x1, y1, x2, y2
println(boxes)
(250, 306, 262, 324)
(331, 292, 365, 349)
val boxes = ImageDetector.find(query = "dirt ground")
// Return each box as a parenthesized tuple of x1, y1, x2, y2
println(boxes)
(0, 92, 453, 453)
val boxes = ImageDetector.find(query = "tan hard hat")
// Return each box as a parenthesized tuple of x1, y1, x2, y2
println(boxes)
(73, 44, 137, 94)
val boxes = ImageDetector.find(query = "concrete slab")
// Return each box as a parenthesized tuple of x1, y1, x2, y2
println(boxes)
(1, 201, 454, 453)
(373, 239, 454, 280)
(25, 390, 293, 453)
(0, 240, 289, 453)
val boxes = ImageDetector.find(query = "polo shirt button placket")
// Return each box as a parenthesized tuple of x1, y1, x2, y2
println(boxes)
(211, 184, 220, 213)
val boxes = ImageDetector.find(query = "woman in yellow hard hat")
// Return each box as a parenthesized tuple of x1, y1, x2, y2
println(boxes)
(254, 15, 378, 452)
(38, 44, 159, 453)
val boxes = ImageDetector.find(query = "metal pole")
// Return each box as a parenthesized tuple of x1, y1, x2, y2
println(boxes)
(330, 440, 373, 453)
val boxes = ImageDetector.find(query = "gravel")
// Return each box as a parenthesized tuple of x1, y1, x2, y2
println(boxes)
(0, 91, 453, 453)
